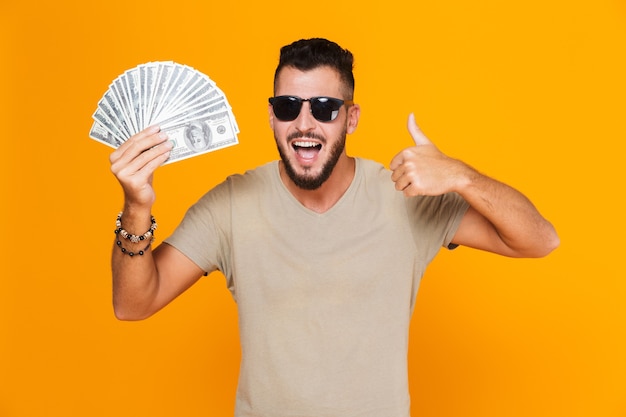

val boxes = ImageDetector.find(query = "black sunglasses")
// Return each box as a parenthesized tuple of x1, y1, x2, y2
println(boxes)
(269, 96, 353, 122)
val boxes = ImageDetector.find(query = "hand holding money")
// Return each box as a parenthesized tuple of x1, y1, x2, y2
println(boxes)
(109, 125, 173, 208)
(89, 61, 239, 164)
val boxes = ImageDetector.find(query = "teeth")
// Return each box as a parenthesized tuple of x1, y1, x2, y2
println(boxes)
(293, 141, 319, 148)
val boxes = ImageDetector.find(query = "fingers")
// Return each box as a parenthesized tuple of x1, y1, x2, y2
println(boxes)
(390, 155, 420, 195)
(391, 169, 412, 193)
(389, 115, 435, 196)
(110, 126, 171, 172)
(389, 151, 403, 171)
(390, 113, 423, 171)
(110, 125, 162, 162)
(407, 113, 432, 146)
(109, 126, 172, 207)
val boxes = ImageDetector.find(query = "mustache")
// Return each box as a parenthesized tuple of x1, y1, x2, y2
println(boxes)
(287, 131, 326, 143)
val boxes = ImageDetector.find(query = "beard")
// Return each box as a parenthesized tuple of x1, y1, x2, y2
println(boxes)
(276, 127, 347, 191)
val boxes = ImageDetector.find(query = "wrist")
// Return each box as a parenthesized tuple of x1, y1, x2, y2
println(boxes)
(451, 161, 479, 195)
(115, 212, 157, 243)
(113, 211, 157, 257)
(121, 199, 154, 218)
(122, 188, 155, 213)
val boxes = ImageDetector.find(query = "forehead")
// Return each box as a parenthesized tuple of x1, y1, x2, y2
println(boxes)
(274, 66, 345, 98)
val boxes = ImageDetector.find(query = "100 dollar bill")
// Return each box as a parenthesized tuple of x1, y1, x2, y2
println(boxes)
(89, 108, 238, 164)
(160, 109, 238, 164)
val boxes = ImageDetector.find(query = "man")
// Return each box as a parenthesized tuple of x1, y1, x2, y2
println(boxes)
(109, 38, 558, 417)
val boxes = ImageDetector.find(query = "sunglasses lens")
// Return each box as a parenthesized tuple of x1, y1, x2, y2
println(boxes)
(310, 97, 343, 122)
(271, 96, 302, 121)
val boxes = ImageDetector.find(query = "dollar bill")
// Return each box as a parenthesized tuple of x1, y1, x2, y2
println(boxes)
(89, 61, 239, 162)
(89, 120, 124, 148)
(162, 110, 239, 164)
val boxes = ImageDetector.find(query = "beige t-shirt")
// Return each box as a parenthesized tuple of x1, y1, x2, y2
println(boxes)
(165, 158, 468, 417)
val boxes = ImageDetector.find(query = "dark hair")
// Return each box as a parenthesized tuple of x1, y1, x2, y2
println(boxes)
(273, 38, 355, 99)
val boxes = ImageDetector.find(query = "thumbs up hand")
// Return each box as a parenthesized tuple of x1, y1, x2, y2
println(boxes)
(390, 114, 469, 197)
(405, 112, 432, 147)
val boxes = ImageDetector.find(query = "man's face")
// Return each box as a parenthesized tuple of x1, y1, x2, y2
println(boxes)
(270, 66, 359, 190)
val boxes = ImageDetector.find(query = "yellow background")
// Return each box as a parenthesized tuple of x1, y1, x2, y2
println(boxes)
(1, 0, 625, 416)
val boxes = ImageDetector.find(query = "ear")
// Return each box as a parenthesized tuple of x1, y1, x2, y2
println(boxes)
(346, 103, 360, 134)
(269, 103, 275, 130)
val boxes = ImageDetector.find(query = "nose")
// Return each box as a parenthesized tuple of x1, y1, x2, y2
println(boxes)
(293, 101, 316, 132)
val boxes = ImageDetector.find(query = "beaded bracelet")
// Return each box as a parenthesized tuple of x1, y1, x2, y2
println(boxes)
(116, 238, 153, 257)
(115, 212, 158, 243)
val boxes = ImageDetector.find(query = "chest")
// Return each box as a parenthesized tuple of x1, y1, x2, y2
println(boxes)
(228, 191, 421, 307)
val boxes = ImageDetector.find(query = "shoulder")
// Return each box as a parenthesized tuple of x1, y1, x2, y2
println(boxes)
(212, 161, 280, 205)
(354, 157, 397, 194)
(225, 161, 278, 188)
(190, 161, 278, 211)
(202, 161, 278, 197)
(356, 157, 389, 176)
(355, 158, 394, 187)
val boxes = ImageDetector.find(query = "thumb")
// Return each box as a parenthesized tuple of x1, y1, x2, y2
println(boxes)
(407, 113, 432, 146)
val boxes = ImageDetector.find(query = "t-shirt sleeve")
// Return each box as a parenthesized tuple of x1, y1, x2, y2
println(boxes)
(406, 192, 469, 263)
(439, 192, 469, 249)
(163, 179, 233, 277)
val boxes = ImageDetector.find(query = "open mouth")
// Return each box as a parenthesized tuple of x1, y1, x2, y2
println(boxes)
(292, 140, 322, 160)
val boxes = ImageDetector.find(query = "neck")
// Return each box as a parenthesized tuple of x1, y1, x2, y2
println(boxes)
(279, 155, 356, 214)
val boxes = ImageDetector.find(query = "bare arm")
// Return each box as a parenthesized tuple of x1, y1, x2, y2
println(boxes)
(390, 114, 559, 258)
(109, 126, 205, 320)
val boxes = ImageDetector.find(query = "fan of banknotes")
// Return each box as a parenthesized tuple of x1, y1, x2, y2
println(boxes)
(89, 61, 239, 164)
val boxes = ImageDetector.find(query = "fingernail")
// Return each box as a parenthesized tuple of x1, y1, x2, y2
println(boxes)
(158, 131, 169, 140)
